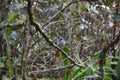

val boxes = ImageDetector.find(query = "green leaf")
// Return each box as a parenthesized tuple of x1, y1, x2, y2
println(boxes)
(48, 0, 51, 6)
(7, 56, 14, 77)
(81, 3, 88, 12)
(0, 61, 5, 68)
(6, 27, 13, 35)
(59, 14, 64, 20)
(4, 33, 14, 78)
(49, 78, 56, 80)
(118, 48, 120, 58)
(38, 78, 55, 80)
(7, 12, 18, 23)
(63, 47, 69, 54)
(106, 0, 112, 8)
(81, 7, 88, 12)
(61, 47, 72, 80)
(61, 47, 69, 59)
(70, 7, 77, 16)
(95, 21, 100, 26)
(65, 0, 69, 3)
(103, 77, 112, 80)
(64, 66, 73, 80)
(33, 16, 39, 22)
(72, 68, 89, 80)
(72, 67, 81, 78)
(117, 0, 120, 3)
(105, 66, 113, 74)
(115, 60, 120, 80)
(63, 58, 68, 66)
(38, 78, 48, 80)
(61, 47, 69, 65)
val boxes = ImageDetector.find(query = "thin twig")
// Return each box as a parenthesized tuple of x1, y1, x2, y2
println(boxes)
(41, 0, 80, 27)
(27, 0, 83, 67)
(0, 23, 24, 30)
(29, 64, 74, 74)
(84, 32, 120, 62)
(48, 17, 81, 26)
(22, 36, 32, 80)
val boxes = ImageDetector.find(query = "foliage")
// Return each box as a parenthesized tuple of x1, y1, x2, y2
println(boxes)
(0, 0, 120, 80)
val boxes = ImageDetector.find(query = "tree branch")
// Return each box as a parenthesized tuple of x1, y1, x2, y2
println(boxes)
(102, 32, 120, 54)
(41, 0, 80, 27)
(27, 0, 84, 67)
(29, 64, 74, 75)
(0, 23, 24, 31)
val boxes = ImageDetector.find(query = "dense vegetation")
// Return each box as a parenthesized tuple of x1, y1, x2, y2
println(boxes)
(0, 0, 120, 80)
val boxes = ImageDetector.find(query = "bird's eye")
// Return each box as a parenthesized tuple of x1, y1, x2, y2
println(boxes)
(59, 38, 63, 41)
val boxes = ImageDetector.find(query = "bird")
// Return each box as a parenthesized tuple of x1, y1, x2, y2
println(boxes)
(55, 37, 66, 57)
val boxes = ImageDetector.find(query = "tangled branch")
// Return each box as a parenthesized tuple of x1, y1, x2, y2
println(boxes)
(27, 0, 84, 67)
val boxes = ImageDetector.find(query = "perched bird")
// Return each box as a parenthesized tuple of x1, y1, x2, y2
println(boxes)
(55, 37, 66, 57)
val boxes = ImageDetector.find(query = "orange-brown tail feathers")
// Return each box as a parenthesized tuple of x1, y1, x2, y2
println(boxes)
(55, 50, 60, 57)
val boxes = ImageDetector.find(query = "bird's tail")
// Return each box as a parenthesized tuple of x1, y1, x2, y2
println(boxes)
(55, 50, 60, 57)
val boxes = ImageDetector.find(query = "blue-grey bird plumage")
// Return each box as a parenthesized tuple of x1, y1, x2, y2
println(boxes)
(57, 37, 66, 48)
